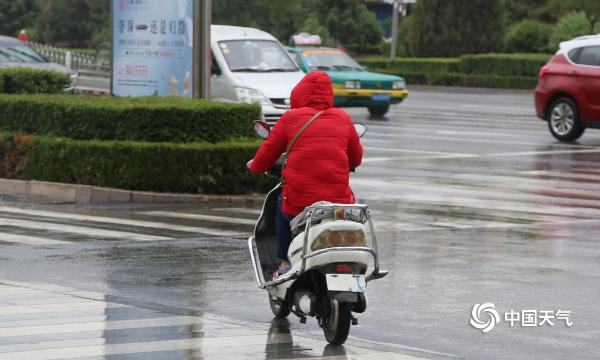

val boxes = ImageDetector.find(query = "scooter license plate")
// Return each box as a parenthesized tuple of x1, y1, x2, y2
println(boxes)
(326, 274, 366, 292)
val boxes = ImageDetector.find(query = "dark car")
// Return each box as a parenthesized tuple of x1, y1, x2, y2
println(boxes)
(535, 35, 600, 141)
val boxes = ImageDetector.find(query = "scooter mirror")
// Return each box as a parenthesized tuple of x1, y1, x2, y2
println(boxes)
(254, 120, 271, 139)
(354, 123, 367, 138)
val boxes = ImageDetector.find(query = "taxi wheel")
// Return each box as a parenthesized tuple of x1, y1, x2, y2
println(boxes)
(368, 105, 389, 118)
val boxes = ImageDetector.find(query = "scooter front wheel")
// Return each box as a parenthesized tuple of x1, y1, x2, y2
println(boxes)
(322, 297, 351, 345)
(269, 294, 291, 318)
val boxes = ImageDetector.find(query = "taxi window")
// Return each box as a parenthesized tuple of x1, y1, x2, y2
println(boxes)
(300, 49, 363, 71)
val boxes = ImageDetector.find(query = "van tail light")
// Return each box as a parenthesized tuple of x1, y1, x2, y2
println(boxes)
(539, 65, 550, 78)
(311, 230, 366, 251)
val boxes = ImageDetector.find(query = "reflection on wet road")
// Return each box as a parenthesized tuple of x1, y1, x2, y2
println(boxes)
(0, 88, 599, 360)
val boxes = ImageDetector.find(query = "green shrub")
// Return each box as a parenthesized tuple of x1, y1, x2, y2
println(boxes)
(0, 94, 261, 143)
(548, 11, 590, 51)
(506, 20, 552, 53)
(357, 57, 460, 74)
(458, 53, 551, 77)
(380, 71, 537, 89)
(0, 68, 70, 94)
(0, 134, 276, 194)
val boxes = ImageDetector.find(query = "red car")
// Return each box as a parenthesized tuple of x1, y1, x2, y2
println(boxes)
(535, 35, 600, 141)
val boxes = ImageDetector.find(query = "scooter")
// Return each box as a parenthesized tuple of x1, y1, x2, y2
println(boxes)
(248, 120, 388, 345)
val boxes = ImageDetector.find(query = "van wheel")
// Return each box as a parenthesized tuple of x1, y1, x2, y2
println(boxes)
(368, 105, 389, 118)
(548, 97, 585, 142)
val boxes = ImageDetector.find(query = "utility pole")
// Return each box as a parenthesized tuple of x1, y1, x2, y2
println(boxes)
(390, 0, 415, 59)
(193, 0, 212, 99)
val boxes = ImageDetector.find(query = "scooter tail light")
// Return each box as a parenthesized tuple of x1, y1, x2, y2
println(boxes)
(311, 230, 367, 251)
(336, 264, 353, 273)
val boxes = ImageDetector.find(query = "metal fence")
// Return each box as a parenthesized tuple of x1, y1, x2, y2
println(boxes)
(27, 41, 111, 76)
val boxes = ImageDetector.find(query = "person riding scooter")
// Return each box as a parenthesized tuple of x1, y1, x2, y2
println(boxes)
(247, 71, 363, 278)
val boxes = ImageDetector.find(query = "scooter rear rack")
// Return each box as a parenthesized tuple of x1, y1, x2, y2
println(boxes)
(249, 203, 388, 290)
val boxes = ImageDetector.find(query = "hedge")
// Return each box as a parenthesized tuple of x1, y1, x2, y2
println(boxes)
(383, 71, 537, 90)
(458, 53, 552, 77)
(0, 133, 276, 194)
(360, 57, 459, 74)
(0, 68, 70, 94)
(356, 53, 550, 89)
(0, 94, 261, 143)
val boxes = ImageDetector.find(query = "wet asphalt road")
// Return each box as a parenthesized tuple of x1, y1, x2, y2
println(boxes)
(0, 87, 599, 360)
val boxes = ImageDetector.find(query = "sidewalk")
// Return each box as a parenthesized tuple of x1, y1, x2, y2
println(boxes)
(0, 280, 458, 360)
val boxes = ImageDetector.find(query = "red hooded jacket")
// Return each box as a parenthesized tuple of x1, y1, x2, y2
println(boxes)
(249, 71, 363, 216)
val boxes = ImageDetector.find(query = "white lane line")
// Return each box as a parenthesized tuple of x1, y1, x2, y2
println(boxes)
(140, 211, 255, 225)
(0, 233, 69, 245)
(0, 206, 244, 237)
(0, 302, 128, 316)
(352, 177, 600, 214)
(488, 148, 600, 157)
(0, 335, 293, 359)
(522, 170, 600, 182)
(212, 207, 262, 215)
(0, 316, 218, 338)
(363, 146, 475, 157)
(362, 132, 600, 149)
(0, 217, 172, 242)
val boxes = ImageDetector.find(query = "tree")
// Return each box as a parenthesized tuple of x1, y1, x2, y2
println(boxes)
(551, 0, 600, 34)
(408, 0, 506, 57)
(0, 0, 37, 37)
(506, 20, 552, 53)
(548, 11, 589, 50)
(506, 0, 558, 24)
(33, 0, 110, 47)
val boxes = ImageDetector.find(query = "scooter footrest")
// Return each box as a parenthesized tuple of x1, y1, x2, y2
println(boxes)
(366, 270, 388, 282)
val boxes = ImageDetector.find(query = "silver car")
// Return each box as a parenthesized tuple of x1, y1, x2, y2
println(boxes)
(0, 35, 78, 90)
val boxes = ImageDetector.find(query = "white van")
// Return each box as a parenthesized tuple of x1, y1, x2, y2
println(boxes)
(211, 25, 305, 123)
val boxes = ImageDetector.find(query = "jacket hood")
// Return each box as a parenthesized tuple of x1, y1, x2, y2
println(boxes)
(290, 70, 333, 110)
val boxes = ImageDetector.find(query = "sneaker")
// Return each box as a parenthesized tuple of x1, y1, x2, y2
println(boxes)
(272, 262, 291, 280)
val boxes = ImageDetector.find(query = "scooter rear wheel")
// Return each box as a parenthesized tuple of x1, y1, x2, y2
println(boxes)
(322, 297, 351, 345)
(269, 295, 291, 318)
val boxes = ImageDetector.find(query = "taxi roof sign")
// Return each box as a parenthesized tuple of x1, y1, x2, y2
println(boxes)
(291, 33, 322, 46)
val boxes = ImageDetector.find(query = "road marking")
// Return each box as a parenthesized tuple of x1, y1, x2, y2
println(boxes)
(487, 148, 600, 157)
(0, 233, 70, 245)
(0, 217, 172, 242)
(212, 207, 262, 215)
(140, 211, 255, 225)
(362, 131, 600, 149)
(0, 316, 220, 337)
(0, 302, 128, 316)
(0, 206, 245, 237)
(522, 170, 600, 182)
(363, 146, 475, 157)
(0, 335, 294, 360)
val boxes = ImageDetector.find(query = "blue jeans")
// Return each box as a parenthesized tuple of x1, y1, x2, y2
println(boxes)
(276, 195, 293, 261)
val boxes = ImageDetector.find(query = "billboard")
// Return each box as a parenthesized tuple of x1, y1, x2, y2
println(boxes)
(112, 0, 193, 97)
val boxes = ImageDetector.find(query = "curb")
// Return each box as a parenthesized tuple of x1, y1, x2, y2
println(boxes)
(0, 178, 264, 207)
